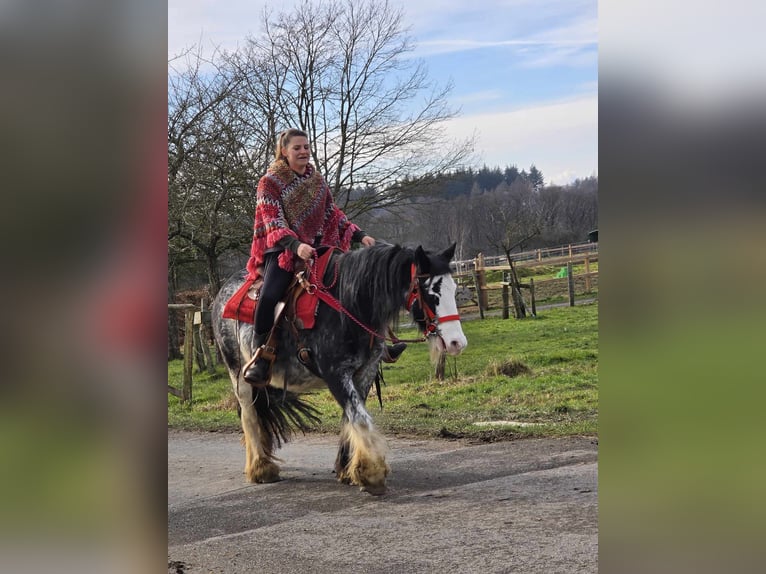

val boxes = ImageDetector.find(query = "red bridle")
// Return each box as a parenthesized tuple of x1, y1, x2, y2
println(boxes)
(405, 264, 461, 336)
(300, 260, 460, 344)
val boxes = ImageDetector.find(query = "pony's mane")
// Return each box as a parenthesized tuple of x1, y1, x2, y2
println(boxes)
(333, 244, 414, 331)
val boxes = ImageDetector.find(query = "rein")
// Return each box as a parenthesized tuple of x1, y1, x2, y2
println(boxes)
(298, 257, 460, 344)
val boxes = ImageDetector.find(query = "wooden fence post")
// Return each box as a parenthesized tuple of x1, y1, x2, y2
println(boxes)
(584, 256, 591, 292)
(472, 270, 485, 319)
(168, 303, 198, 404)
(508, 259, 526, 319)
(192, 310, 207, 373)
(567, 262, 575, 307)
(199, 298, 215, 374)
(183, 309, 194, 403)
(502, 283, 509, 319)
(529, 278, 537, 316)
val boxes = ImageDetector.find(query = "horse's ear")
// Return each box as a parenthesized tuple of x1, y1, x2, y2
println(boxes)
(441, 243, 456, 262)
(415, 246, 430, 274)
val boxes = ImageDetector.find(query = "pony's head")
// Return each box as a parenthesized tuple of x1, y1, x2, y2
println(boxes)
(408, 243, 468, 357)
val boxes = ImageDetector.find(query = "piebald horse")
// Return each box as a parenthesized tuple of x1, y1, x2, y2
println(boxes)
(211, 243, 467, 494)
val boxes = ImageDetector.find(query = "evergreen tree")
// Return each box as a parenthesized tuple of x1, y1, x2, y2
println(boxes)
(528, 164, 544, 190)
(503, 165, 520, 186)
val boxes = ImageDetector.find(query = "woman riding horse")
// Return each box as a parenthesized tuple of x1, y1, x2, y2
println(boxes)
(242, 128, 403, 384)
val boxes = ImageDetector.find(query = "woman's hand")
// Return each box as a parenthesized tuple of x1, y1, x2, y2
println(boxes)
(361, 236, 376, 248)
(297, 243, 316, 261)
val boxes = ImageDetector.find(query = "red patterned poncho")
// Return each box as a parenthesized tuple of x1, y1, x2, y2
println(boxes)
(245, 160, 359, 280)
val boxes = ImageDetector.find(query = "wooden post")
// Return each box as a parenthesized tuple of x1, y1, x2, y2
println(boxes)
(168, 303, 197, 403)
(199, 298, 216, 373)
(529, 278, 537, 316)
(568, 244, 573, 258)
(567, 262, 575, 307)
(472, 270, 484, 319)
(192, 310, 207, 373)
(183, 309, 194, 403)
(478, 269, 488, 310)
(508, 259, 526, 318)
(501, 283, 509, 319)
(584, 256, 591, 292)
(473, 253, 488, 310)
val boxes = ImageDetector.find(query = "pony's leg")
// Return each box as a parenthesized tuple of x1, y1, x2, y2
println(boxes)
(238, 388, 281, 483)
(330, 369, 390, 494)
(334, 413, 351, 478)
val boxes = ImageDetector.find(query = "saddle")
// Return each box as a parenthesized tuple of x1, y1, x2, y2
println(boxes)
(221, 247, 337, 328)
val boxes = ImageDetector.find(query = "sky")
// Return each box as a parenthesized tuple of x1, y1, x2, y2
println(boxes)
(168, 0, 598, 186)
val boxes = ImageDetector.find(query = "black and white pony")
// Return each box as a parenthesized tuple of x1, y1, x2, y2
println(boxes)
(211, 243, 467, 494)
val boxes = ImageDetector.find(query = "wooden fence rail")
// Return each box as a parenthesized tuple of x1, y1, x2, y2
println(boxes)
(452, 241, 598, 273)
(453, 249, 598, 319)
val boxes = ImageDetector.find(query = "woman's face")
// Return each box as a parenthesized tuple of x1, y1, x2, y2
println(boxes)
(283, 136, 311, 173)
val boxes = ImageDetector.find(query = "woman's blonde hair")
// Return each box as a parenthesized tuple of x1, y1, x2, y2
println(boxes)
(275, 128, 309, 161)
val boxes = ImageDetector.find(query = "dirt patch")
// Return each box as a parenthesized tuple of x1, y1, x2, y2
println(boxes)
(486, 359, 531, 378)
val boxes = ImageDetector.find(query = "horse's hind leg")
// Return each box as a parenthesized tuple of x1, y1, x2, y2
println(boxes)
(213, 284, 281, 484)
(237, 386, 280, 483)
(224, 361, 280, 483)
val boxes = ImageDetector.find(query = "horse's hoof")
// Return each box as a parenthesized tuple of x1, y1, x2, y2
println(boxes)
(360, 483, 387, 496)
(255, 475, 281, 484)
(247, 461, 280, 483)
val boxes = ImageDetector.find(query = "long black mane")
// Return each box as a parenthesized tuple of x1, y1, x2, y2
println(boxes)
(330, 243, 414, 332)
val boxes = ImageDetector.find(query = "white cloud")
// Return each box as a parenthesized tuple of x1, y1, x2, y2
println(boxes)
(452, 90, 506, 106)
(443, 95, 598, 184)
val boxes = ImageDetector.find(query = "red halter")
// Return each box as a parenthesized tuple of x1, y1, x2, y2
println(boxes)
(300, 259, 460, 343)
(405, 264, 461, 335)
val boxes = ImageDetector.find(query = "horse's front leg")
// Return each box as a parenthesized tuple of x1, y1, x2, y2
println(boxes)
(329, 367, 389, 494)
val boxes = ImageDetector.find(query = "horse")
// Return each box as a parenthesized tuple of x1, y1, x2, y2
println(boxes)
(211, 242, 467, 494)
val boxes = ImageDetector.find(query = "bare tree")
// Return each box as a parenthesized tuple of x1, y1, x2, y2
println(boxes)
(168, 48, 256, 295)
(167, 0, 474, 300)
(483, 180, 542, 266)
(245, 0, 474, 218)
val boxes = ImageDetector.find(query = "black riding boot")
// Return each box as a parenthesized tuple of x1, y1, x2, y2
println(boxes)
(243, 333, 274, 385)
(382, 342, 407, 363)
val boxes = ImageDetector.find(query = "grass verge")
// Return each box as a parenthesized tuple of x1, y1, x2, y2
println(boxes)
(168, 303, 598, 441)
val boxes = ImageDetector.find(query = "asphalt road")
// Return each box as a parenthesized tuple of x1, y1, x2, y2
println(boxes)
(168, 430, 598, 573)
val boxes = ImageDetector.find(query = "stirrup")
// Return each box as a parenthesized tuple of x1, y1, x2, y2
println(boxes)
(382, 342, 407, 363)
(243, 344, 276, 387)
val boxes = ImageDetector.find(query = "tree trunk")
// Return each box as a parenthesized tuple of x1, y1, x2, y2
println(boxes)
(206, 253, 222, 298)
(508, 259, 527, 319)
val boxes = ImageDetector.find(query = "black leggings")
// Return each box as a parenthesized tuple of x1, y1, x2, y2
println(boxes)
(254, 252, 294, 336)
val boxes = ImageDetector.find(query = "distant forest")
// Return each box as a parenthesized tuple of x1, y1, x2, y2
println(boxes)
(356, 165, 598, 264)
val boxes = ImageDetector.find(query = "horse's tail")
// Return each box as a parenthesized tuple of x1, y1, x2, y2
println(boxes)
(251, 386, 322, 448)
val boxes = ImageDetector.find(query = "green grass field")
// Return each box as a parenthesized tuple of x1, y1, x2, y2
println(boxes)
(168, 302, 598, 440)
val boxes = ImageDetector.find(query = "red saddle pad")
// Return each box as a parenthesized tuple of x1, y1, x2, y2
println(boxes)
(221, 249, 336, 329)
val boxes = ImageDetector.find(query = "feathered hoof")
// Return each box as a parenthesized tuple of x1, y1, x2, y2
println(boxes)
(359, 482, 387, 496)
(341, 460, 390, 495)
(247, 460, 281, 483)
